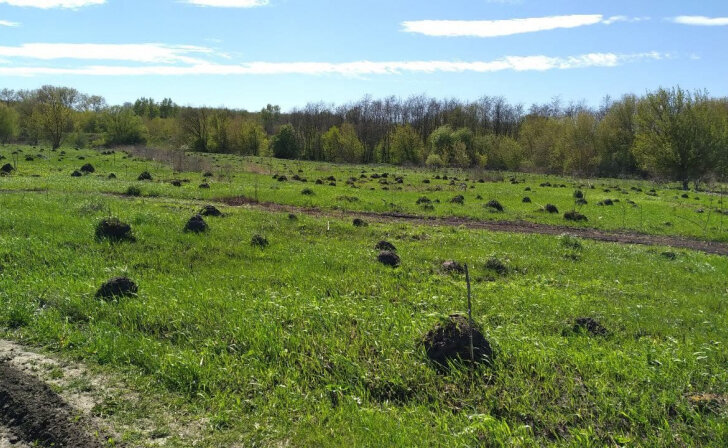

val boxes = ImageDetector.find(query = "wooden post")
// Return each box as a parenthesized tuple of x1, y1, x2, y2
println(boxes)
(465, 263, 474, 363)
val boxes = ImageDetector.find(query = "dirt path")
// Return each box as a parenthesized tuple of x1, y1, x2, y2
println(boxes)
(0, 360, 102, 447)
(220, 196, 728, 256)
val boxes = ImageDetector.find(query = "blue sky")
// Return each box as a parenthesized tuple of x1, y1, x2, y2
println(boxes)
(0, 0, 726, 110)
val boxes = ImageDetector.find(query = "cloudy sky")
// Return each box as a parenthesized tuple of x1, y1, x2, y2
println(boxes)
(0, 0, 726, 109)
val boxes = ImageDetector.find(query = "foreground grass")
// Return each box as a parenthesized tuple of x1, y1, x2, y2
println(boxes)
(2, 145, 728, 242)
(1, 187, 727, 446)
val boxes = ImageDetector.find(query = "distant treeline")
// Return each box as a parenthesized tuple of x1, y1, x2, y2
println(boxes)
(1, 86, 727, 188)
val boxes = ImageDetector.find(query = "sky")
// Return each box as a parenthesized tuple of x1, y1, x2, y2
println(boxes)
(0, 0, 726, 111)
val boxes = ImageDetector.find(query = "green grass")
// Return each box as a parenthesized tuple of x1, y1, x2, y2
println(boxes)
(1, 144, 728, 446)
(2, 144, 727, 242)
(1, 184, 727, 445)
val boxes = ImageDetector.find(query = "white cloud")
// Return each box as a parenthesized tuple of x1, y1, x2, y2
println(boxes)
(0, 43, 219, 64)
(0, 0, 105, 8)
(184, 0, 268, 7)
(0, 19, 20, 26)
(0, 51, 666, 77)
(401, 14, 642, 37)
(672, 16, 728, 26)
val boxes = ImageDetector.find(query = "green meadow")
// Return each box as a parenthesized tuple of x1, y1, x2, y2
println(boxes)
(1, 145, 727, 447)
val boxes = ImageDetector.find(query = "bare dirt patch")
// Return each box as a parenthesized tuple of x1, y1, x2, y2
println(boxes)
(219, 196, 728, 256)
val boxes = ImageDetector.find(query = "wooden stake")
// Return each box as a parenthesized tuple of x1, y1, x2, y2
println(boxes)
(465, 263, 474, 363)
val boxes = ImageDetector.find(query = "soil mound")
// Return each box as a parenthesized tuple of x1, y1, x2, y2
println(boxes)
(251, 234, 269, 248)
(375, 241, 396, 252)
(353, 218, 368, 227)
(184, 214, 208, 233)
(441, 260, 464, 274)
(422, 314, 493, 368)
(377, 251, 400, 267)
(564, 211, 588, 222)
(95, 218, 134, 242)
(80, 163, 95, 173)
(486, 200, 504, 212)
(95, 276, 138, 299)
(199, 205, 222, 217)
(137, 171, 152, 181)
(573, 317, 608, 336)
(1, 163, 14, 174)
(544, 204, 559, 214)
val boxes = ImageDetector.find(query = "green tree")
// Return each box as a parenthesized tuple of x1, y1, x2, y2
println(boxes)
(634, 87, 723, 189)
(387, 124, 424, 165)
(596, 95, 639, 176)
(0, 104, 19, 143)
(238, 120, 268, 155)
(270, 124, 299, 159)
(321, 124, 364, 163)
(178, 107, 212, 152)
(103, 106, 147, 145)
(35, 85, 80, 149)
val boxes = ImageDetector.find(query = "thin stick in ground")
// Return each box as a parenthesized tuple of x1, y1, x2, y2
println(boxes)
(465, 263, 474, 363)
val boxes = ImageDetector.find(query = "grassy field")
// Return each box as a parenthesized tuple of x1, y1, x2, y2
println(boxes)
(1, 145, 727, 242)
(1, 145, 728, 446)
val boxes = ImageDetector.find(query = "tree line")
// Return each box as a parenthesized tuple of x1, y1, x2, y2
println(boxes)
(1, 85, 726, 188)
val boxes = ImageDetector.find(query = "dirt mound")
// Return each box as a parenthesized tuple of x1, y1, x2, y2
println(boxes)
(71, 170, 83, 177)
(544, 204, 559, 214)
(184, 214, 208, 233)
(597, 199, 614, 206)
(199, 205, 222, 217)
(251, 234, 269, 248)
(377, 251, 400, 267)
(301, 188, 314, 196)
(0, 362, 102, 447)
(353, 218, 368, 227)
(171, 180, 182, 187)
(422, 314, 493, 368)
(95, 277, 138, 299)
(485, 257, 508, 275)
(375, 241, 396, 252)
(564, 211, 588, 222)
(486, 200, 504, 212)
(441, 260, 464, 274)
(199, 182, 210, 189)
(137, 171, 152, 181)
(573, 317, 608, 336)
(80, 163, 95, 173)
(0, 164, 14, 174)
(522, 197, 532, 203)
(107, 173, 116, 179)
(450, 195, 465, 205)
(95, 218, 134, 242)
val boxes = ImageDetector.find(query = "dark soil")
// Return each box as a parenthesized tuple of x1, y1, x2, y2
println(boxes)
(544, 204, 559, 214)
(0, 361, 102, 447)
(199, 183, 210, 189)
(377, 251, 400, 267)
(598, 199, 614, 206)
(184, 214, 208, 233)
(353, 218, 367, 227)
(199, 205, 222, 217)
(80, 163, 95, 173)
(573, 317, 608, 336)
(96, 276, 138, 299)
(422, 314, 493, 368)
(375, 240, 397, 252)
(107, 173, 116, 179)
(95, 218, 134, 242)
(522, 197, 532, 203)
(0, 163, 14, 174)
(71, 170, 83, 177)
(137, 171, 153, 181)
